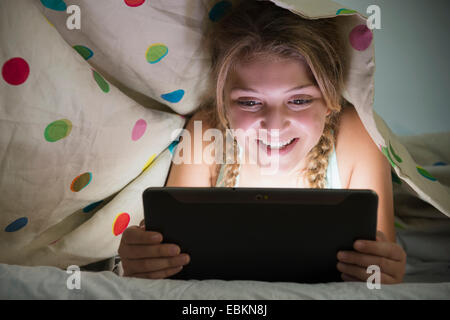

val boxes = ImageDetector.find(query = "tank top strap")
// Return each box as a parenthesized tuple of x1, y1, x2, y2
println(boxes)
(325, 140, 342, 189)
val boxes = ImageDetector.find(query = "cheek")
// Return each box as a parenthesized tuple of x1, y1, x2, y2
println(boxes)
(228, 108, 257, 131)
(291, 111, 325, 135)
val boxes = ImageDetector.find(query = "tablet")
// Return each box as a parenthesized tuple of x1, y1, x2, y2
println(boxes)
(142, 187, 378, 283)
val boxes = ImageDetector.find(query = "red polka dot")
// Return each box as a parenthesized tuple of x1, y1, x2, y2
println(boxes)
(2, 57, 30, 85)
(124, 0, 145, 7)
(349, 24, 373, 51)
(113, 213, 130, 236)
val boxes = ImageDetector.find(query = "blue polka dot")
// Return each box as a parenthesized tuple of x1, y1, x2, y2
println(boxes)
(168, 139, 180, 154)
(40, 0, 67, 11)
(433, 161, 448, 166)
(209, 1, 232, 22)
(5, 217, 28, 232)
(161, 89, 185, 103)
(82, 200, 104, 213)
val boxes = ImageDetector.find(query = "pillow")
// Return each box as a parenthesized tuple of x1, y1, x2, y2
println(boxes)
(0, 0, 184, 267)
(392, 132, 450, 228)
(39, 0, 230, 116)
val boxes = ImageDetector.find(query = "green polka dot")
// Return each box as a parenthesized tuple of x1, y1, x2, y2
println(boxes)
(417, 166, 437, 181)
(389, 142, 402, 163)
(73, 45, 93, 60)
(336, 8, 357, 15)
(382, 146, 396, 168)
(146, 44, 168, 64)
(93, 70, 109, 93)
(44, 119, 72, 142)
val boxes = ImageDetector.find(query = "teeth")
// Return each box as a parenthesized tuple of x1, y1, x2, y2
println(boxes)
(260, 138, 294, 149)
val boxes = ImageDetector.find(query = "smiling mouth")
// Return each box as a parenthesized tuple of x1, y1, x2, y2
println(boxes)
(257, 137, 299, 156)
(258, 137, 297, 149)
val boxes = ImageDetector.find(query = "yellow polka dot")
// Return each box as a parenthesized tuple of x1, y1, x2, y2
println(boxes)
(44, 16, 54, 27)
(142, 154, 157, 172)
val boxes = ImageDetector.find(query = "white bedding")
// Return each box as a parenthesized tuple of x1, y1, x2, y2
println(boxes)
(1, 223, 449, 300)
(1, 266, 449, 300)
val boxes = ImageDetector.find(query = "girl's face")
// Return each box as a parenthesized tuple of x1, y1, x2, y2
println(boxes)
(225, 57, 331, 175)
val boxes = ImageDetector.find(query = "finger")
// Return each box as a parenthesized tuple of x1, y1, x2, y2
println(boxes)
(133, 266, 184, 280)
(337, 262, 397, 284)
(139, 219, 145, 228)
(337, 262, 368, 281)
(337, 250, 399, 278)
(353, 239, 405, 262)
(121, 226, 163, 245)
(124, 254, 190, 276)
(341, 273, 361, 282)
(376, 230, 387, 242)
(119, 243, 181, 260)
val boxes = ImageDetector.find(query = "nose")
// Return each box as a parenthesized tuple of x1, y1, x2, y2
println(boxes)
(260, 107, 290, 134)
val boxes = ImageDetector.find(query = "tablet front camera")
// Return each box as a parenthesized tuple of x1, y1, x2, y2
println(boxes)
(255, 194, 263, 200)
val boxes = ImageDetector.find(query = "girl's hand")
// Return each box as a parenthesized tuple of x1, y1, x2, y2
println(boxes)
(336, 230, 406, 284)
(118, 220, 190, 279)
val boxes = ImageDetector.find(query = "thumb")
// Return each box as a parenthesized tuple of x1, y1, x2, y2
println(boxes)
(376, 230, 387, 242)
(139, 219, 145, 228)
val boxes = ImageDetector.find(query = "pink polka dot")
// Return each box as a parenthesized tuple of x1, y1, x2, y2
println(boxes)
(124, 0, 145, 7)
(2, 57, 30, 85)
(349, 24, 373, 51)
(132, 119, 147, 141)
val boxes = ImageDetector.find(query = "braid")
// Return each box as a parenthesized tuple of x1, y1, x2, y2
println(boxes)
(222, 135, 241, 188)
(299, 111, 341, 188)
(214, 128, 241, 187)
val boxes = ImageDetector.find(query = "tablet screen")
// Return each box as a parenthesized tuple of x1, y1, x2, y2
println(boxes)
(143, 187, 378, 283)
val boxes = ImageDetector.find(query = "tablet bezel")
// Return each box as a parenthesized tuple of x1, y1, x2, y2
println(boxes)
(143, 187, 378, 283)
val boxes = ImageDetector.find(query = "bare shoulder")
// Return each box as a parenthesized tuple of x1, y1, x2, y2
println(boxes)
(334, 104, 374, 188)
(335, 104, 395, 240)
(336, 104, 380, 161)
(165, 108, 221, 187)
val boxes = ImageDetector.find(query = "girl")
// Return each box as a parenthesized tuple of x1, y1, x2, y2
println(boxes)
(118, 0, 406, 283)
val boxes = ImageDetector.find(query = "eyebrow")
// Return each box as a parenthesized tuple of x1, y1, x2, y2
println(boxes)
(230, 84, 316, 94)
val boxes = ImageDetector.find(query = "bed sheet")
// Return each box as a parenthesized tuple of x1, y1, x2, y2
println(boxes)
(1, 265, 449, 300)
(1, 221, 449, 300)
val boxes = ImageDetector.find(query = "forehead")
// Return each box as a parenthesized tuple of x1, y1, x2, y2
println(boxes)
(229, 57, 314, 88)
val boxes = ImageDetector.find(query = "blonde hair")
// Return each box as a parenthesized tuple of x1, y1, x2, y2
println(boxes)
(199, 0, 347, 188)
